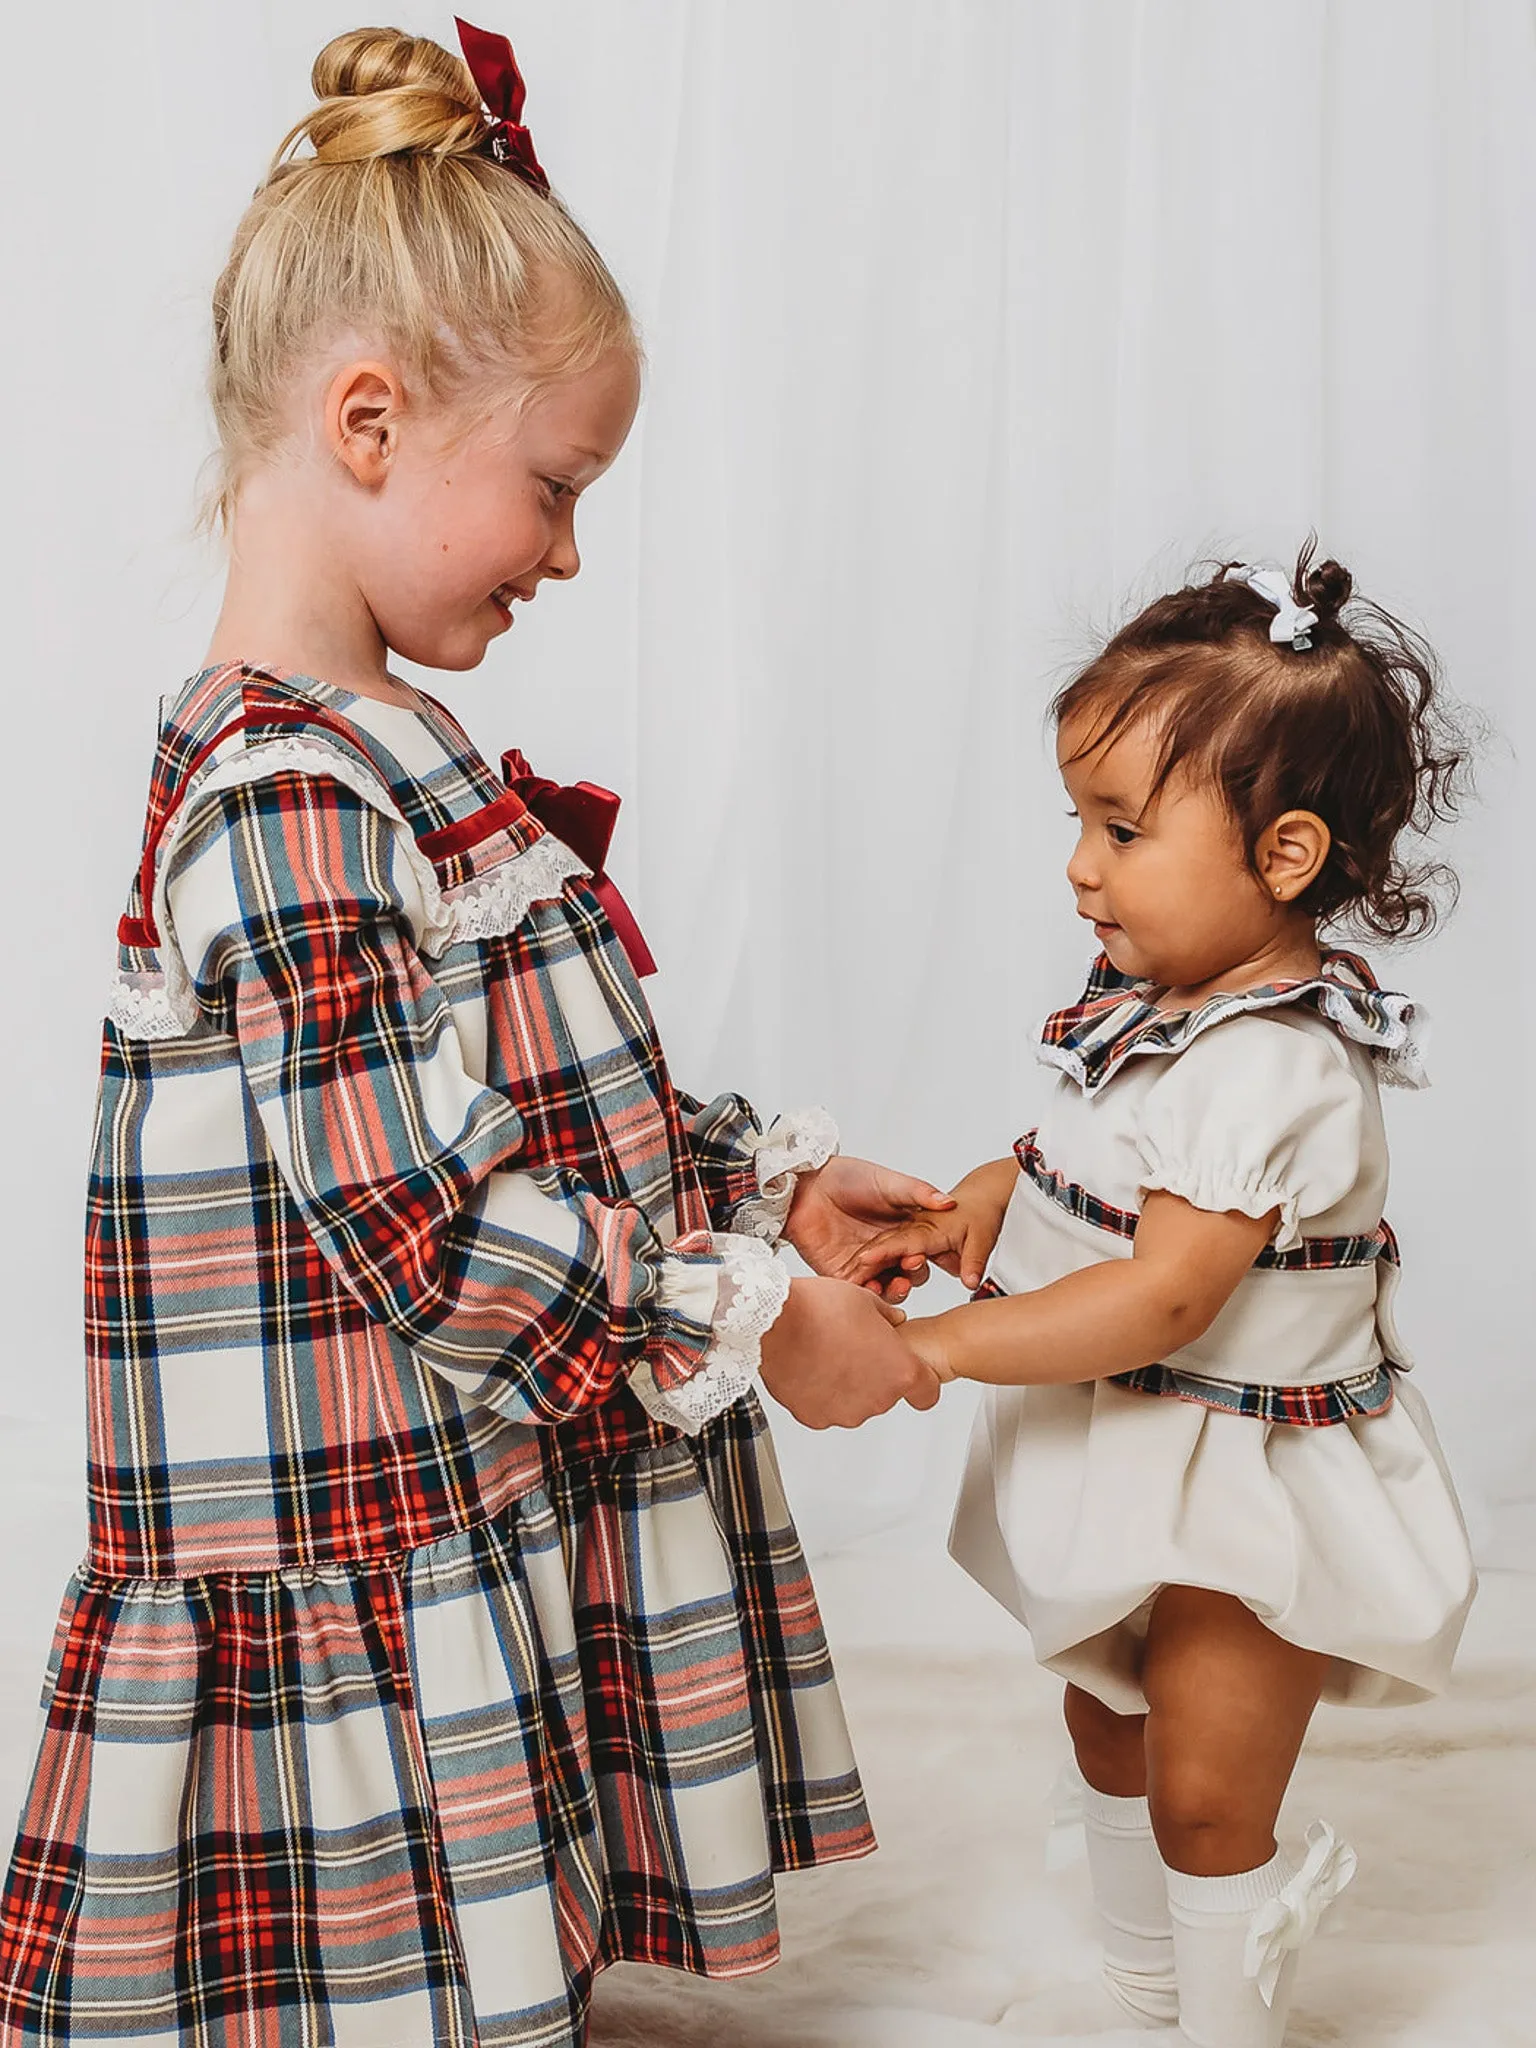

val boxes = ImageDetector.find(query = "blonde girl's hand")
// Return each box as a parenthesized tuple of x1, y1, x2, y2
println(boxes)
(783, 1156, 957, 1303)
(758, 1277, 941, 1428)
(848, 1156, 1018, 1295)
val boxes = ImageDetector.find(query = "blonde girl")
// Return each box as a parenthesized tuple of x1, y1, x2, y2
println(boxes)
(0, 23, 951, 2046)
(869, 553, 1477, 2048)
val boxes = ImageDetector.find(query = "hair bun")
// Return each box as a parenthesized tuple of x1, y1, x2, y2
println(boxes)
(285, 28, 485, 167)
(1299, 552, 1353, 624)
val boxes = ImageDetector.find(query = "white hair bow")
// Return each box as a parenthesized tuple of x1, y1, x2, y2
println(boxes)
(1239, 564, 1319, 650)
(1243, 1820, 1359, 2007)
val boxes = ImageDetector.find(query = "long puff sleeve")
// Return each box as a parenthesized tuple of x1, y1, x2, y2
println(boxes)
(163, 768, 787, 1432)
(674, 1093, 766, 1231)
(674, 1094, 840, 1241)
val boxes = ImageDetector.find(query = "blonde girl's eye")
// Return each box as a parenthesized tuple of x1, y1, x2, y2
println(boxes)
(540, 478, 573, 507)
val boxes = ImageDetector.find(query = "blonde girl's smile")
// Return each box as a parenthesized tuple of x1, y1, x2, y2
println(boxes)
(282, 340, 643, 678)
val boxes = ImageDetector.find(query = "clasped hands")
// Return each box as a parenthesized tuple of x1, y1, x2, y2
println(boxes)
(762, 1156, 1013, 1430)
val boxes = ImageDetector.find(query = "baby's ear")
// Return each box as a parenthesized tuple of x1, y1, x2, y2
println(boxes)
(1255, 809, 1331, 904)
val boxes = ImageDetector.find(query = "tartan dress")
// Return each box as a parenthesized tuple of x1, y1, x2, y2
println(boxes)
(0, 663, 873, 2048)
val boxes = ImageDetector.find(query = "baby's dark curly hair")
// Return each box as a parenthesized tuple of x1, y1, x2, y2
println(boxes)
(1051, 543, 1474, 940)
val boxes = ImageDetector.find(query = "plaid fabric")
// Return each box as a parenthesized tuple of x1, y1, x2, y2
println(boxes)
(1, 1416, 868, 2047)
(87, 664, 781, 1579)
(1038, 948, 1423, 1094)
(985, 1139, 1400, 1426)
(1110, 1358, 1396, 1424)
(1, 664, 872, 2043)
(672, 1092, 766, 1236)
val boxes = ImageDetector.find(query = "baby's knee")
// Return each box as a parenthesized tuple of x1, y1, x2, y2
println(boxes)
(1148, 1763, 1260, 1864)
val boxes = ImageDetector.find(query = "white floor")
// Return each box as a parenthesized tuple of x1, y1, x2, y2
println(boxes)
(591, 1544, 1536, 2048)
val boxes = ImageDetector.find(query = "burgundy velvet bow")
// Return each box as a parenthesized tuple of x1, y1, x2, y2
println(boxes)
(502, 748, 658, 977)
(455, 16, 550, 193)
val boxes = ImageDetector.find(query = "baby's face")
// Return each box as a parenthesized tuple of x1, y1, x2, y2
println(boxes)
(1058, 712, 1280, 991)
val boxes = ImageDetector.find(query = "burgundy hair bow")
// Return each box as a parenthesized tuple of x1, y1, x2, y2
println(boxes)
(455, 16, 550, 193)
(501, 749, 658, 977)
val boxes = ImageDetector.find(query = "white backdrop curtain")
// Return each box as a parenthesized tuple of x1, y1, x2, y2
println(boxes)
(1, 1, 1530, 1720)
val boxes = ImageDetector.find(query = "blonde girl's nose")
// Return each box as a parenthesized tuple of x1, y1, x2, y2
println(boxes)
(542, 510, 581, 581)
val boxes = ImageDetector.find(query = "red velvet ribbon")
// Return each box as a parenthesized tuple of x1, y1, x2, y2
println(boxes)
(502, 748, 657, 977)
(455, 16, 550, 193)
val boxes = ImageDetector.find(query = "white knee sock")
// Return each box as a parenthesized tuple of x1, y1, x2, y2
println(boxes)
(1080, 1777, 1180, 2027)
(1163, 1823, 1356, 2048)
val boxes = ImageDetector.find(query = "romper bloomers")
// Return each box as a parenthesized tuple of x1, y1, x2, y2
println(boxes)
(950, 952, 1478, 1715)
(0, 663, 874, 2048)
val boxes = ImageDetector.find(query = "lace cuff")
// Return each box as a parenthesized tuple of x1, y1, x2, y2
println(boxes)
(733, 1107, 841, 1243)
(627, 1235, 791, 1434)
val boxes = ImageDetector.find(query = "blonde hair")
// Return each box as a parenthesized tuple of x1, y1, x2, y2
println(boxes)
(208, 25, 637, 523)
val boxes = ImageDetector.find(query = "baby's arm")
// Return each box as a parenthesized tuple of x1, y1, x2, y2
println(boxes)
(904, 1191, 1277, 1386)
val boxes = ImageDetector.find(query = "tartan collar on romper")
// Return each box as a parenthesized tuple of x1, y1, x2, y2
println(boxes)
(1036, 948, 1426, 1095)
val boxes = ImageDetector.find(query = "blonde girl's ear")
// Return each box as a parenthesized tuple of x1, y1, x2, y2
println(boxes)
(325, 361, 408, 487)
(1255, 809, 1332, 905)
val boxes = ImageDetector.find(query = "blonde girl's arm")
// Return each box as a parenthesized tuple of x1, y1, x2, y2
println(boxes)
(163, 767, 795, 1435)
(904, 1192, 1277, 1387)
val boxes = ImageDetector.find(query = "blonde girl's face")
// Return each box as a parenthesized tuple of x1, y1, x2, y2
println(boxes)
(1058, 711, 1284, 991)
(342, 347, 641, 673)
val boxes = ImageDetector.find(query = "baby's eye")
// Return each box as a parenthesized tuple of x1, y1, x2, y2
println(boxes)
(1107, 822, 1139, 846)
(542, 478, 573, 503)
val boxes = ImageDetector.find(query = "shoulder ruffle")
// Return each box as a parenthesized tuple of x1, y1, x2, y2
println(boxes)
(107, 733, 590, 1042)
(1037, 949, 1427, 1095)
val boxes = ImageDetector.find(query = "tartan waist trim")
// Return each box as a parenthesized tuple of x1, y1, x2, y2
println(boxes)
(968, 1281, 1397, 1429)
(1108, 1360, 1395, 1425)
(1013, 1131, 1401, 1272)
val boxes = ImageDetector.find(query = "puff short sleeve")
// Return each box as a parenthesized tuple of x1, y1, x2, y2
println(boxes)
(1134, 1014, 1366, 1252)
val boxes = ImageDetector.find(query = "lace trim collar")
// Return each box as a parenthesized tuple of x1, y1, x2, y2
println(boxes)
(1037, 949, 1427, 1095)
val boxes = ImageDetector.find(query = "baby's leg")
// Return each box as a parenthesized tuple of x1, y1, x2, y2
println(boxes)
(1143, 1586, 1342, 2048)
(1062, 1685, 1175, 2027)
(1143, 1584, 1326, 1874)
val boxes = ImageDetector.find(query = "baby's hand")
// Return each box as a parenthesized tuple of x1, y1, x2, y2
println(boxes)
(849, 1156, 1017, 1294)
(901, 1315, 957, 1387)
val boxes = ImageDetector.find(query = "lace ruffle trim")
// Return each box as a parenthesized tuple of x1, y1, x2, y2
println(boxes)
(733, 1106, 841, 1243)
(627, 1235, 790, 1434)
(105, 970, 201, 1041)
(107, 737, 590, 1040)
(438, 835, 590, 945)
